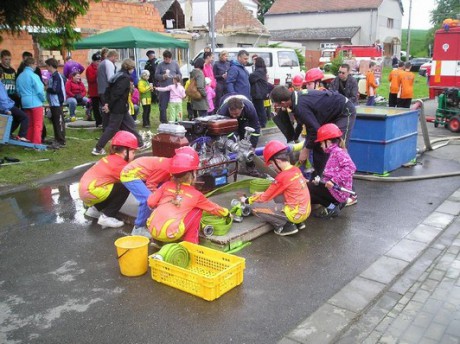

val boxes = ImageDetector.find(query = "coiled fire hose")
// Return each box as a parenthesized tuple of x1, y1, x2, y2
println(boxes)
(152, 243, 190, 268)
(249, 178, 272, 194)
(201, 213, 233, 236)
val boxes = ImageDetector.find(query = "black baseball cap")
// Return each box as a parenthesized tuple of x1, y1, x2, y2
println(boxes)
(146, 50, 155, 56)
(92, 52, 102, 61)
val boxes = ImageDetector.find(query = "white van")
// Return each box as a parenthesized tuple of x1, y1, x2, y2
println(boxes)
(180, 47, 301, 86)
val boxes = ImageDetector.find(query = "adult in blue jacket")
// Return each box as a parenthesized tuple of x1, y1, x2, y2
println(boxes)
(16, 57, 45, 144)
(226, 50, 251, 100)
(0, 81, 29, 141)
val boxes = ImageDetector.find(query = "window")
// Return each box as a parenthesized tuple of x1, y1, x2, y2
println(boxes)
(278, 51, 299, 67)
(387, 18, 394, 29)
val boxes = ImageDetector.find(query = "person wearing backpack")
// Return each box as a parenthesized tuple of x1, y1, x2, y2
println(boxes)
(92, 59, 144, 156)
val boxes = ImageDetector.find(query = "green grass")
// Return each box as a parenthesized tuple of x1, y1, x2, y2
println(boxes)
(0, 106, 161, 188)
(401, 29, 430, 58)
(375, 67, 429, 102)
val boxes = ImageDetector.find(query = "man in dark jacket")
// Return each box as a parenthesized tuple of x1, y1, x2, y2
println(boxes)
(226, 50, 251, 100)
(217, 94, 260, 148)
(329, 64, 358, 105)
(92, 59, 143, 155)
(218, 94, 261, 176)
(144, 50, 158, 104)
(271, 86, 356, 176)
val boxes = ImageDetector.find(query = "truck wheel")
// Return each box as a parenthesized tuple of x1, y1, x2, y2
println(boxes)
(447, 116, 460, 133)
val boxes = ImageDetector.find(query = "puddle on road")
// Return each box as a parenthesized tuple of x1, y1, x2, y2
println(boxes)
(0, 182, 90, 229)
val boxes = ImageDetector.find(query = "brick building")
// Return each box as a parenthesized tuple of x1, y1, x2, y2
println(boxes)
(1, 0, 164, 71)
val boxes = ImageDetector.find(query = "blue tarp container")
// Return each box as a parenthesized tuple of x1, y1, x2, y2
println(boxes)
(348, 107, 419, 174)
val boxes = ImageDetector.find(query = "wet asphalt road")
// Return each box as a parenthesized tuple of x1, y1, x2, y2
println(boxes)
(1, 100, 460, 344)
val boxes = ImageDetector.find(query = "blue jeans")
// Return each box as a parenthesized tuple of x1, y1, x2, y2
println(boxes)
(366, 96, 375, 106)
(122, 180, 152, 227)
(67, 96, 89, 117)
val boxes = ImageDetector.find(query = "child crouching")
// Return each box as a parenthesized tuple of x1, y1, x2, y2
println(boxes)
(146, 148, 230, 243)
(307, 123, 356, 218)
(79, 131, 138, 228)
(240, 140, 311, 236)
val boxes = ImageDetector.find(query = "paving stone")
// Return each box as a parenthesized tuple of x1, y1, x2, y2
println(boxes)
(379, 333, 398, 343)
(446, 319, 460, 337)
(412, 311, 434, 328)
(418, 338, 439, 344)
(437, 253, 457, 271)
(422, 212, 455, 229)
(435, 200, 460, 216)
(424, 322, 446, 341)
(398, 293, 414, 306)
(328, 277, 386, 314)
(389, 313, 413, 332)
(440, 334, 460, 344)
(390, 248, 442, 295)
(428, 268, 445, 281)
(400, 324, 425, 343)
(422, 298, 443, 314)
(406, 224, 442, 244)
(447, 245, 460, 255)
(360, 256, 409, 284)
(375, 315, 395, 333)
(385, 239, 427, 263)
(401, 301, 424, 317)
(433, 307, 454, 326)
(285, 303, 357, 344)
(420, 278, 439, 292)
(412, 289, 431, 303)
(362, 331, 382, 344)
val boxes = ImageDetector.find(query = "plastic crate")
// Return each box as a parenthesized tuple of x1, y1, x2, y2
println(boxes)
(149, 241, 246, 301)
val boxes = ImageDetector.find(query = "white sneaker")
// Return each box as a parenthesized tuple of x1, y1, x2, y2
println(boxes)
(92, 148, 106, 156)
(132, 225, 152, 239)
(97, 214, 124, 228)
(85, 206, 101, 219)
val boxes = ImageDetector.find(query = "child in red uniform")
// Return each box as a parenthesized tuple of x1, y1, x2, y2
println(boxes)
(240, 140, 311, 236)
(146, 149, 230, 244)
(79, 131, 138, 228)
(307, 123, 356, 219)
(121, 155, 172, 237)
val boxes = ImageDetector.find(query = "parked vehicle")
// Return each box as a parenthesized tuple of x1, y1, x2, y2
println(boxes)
(429, 19, 460, 98)
(180, 47, 301, 86)
(419, 61, 432, 77)
(409, 58, 431, 72)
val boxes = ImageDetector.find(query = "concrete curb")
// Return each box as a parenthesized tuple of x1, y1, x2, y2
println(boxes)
(278, 188, 460, 344)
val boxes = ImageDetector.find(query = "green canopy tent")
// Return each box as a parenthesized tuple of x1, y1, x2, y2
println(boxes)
(74, 26, 188, 49)
(74, 26, 189, 73)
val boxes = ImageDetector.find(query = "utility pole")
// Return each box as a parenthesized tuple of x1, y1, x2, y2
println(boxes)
(209, 0, 216, 51)
(406, 0, 412, 60)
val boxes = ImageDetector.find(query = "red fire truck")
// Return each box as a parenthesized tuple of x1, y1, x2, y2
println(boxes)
(429, 20, 460, 98)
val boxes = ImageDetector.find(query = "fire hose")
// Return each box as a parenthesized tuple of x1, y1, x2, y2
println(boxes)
(201, 213, 233, 236)
(151, 243, 190, 268)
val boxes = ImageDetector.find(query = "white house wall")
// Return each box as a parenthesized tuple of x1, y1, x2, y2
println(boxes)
(264, 0, 402, 47)
(377, 0, 403, 42)
(178, 0, 258, 28)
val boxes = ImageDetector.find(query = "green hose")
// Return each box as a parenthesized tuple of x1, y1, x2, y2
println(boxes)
(201, 213, 233, 236)
(249, 178, 272, 193)
(156, 243, 190, 268)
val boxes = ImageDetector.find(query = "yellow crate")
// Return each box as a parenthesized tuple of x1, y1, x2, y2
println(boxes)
(149, 241, 245, 301)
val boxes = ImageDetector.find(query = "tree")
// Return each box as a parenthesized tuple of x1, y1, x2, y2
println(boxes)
(257, 0, 275, 24)
(430, 0, 460, 27)
(0, 0, 94, 49)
